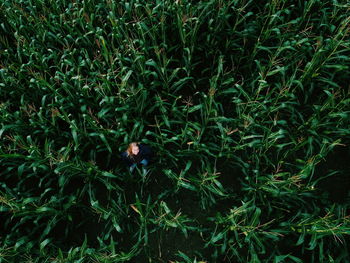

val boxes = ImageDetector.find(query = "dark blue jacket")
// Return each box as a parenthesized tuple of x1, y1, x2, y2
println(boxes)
(120, 143, 154, 167)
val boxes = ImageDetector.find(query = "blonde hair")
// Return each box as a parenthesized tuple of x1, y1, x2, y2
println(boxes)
(126, 142, 140, 157)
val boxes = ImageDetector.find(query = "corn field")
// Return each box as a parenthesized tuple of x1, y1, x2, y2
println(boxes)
(1, 0, 350, 262)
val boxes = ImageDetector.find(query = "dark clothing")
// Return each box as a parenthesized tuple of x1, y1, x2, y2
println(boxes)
(120, 144, 154, 167)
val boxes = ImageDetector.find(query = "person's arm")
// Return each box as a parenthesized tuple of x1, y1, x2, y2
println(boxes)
(139, 144, 154, 160)
(120, 151, 133, 167)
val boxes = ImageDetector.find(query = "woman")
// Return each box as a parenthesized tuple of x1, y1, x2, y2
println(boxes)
(120, 142, 153, 174)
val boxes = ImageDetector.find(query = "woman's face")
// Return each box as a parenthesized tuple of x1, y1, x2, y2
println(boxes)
(131, 145, 139, 155)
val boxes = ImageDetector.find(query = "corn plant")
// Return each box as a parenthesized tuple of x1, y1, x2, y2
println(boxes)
(1, 0, 350, 262)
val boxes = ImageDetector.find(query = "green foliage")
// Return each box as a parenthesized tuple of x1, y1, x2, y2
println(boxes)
(1, 0, 350, 262)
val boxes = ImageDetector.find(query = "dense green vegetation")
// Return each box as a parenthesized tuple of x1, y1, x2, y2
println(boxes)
(1, 0, 350, 262)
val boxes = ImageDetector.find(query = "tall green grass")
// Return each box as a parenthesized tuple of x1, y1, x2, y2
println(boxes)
(1, 0, 350, 262)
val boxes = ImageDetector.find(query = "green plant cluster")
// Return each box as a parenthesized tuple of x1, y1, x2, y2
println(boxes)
(1, 0, 350, 262)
